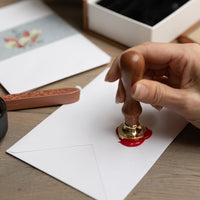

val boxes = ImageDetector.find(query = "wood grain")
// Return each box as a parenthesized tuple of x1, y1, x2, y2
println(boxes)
(0, 1, 200, 200)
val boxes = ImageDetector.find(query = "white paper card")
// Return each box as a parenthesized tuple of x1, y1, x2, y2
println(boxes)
(0, 0, 110, 94)
(7, 69, 187, 200)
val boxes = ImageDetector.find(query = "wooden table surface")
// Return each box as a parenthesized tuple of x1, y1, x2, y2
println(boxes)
(0, 1, 200, 200)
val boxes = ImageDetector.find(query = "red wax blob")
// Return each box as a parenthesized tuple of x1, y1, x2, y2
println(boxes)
(116, 127, 152, 147)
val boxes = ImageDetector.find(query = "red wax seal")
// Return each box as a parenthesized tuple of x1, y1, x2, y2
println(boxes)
(116, 127, 152, 147)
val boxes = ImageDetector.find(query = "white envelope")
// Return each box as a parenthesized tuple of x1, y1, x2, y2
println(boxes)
(7, 69, 187, 200)
(0, 0, 110, 94)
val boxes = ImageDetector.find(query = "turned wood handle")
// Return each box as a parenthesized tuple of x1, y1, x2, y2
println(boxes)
(119, 51, 145, 126)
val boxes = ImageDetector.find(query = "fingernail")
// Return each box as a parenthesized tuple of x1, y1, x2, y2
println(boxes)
(115, 97, 120, 104)
(115, 95, 123, 104)
(132, 83, 149, 100)
(104, 71, 110, 82)
(105, 61, 120, 82)
(153, 105, 163, 111)
(104, 66, 113, 82)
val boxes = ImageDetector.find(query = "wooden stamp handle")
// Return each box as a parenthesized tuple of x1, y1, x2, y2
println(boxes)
(119, 51, 145, 126)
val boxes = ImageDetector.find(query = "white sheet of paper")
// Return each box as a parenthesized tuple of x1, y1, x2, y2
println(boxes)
(0, 0, 110, 94)
(7, 69, 187, 200)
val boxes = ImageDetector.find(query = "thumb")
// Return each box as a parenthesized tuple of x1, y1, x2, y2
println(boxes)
(131, 79, 184, 110)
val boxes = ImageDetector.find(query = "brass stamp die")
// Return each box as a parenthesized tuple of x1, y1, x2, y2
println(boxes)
(118, 122, 146, 139)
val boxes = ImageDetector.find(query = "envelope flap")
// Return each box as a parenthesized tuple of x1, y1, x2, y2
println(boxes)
(7, 101, 93, 153)
(8, 144, 106, 200)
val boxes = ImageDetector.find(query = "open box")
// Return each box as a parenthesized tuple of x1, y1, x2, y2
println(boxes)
(83, 0, 200, 47)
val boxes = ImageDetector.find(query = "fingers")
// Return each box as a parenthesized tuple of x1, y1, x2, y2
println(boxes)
(115, 79, 125, 103)
(105, 42, 200, 128)
(151, 104, 163, 111)
(131, 79, 200, 128)
(129, 42, 186, 68)
(105, 42, 189, 83)
(131, 79, 185, 111)
(105, 56, 121, 82)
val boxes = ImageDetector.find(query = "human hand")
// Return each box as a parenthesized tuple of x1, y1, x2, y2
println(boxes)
(105, 42, 200, 128)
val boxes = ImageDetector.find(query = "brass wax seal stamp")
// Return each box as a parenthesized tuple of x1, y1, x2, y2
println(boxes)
(116, 51, 152, 147)
(118, 122, 146, 139)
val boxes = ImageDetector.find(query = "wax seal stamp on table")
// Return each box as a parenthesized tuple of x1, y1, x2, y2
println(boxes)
(116, 51, 152, 147)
